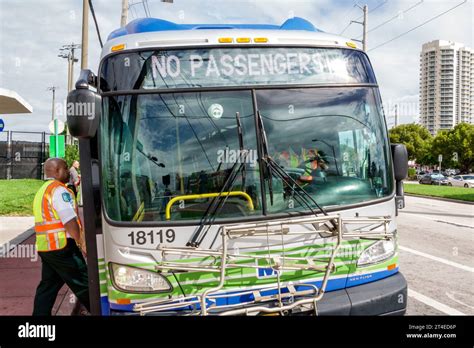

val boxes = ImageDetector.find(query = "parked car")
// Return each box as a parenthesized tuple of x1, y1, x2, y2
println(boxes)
(448, 175, 474, 188)
(419, 174, 449, 185)
(416, 171, 427, 181)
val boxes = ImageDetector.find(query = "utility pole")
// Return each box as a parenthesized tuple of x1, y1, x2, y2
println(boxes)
(81, 0, 89, 69)
(121, 0, 129, 27)
(59, 43, 81, 145)
(58, 44, 81, 92)
(351, 4, 368, 52)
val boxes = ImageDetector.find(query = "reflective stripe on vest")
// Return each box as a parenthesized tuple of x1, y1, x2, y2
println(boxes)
(33, 180, 69, 252)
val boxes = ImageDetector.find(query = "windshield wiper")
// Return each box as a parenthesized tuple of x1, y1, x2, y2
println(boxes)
(257, 111, 274, 205)
(255, 110, 337, 231)
(187, 112, 249, 248)
(236, 112, 246, 189)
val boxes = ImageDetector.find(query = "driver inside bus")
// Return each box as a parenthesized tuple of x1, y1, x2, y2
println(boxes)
(297, 148, 328, 185)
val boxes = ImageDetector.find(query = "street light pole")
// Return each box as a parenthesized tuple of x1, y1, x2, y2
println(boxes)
(47, 87, 59, 157)
(47, 87, 58, 122)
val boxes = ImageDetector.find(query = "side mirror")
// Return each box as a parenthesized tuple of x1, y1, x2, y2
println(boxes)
(391, 144, 408, 181)
(391, 144, 408, 210)
(67, 69, 101, 138)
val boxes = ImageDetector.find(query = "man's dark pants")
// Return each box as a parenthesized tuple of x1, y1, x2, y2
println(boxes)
(33, 238, 90, 316)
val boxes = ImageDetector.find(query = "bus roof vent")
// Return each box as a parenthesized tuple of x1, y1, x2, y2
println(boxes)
(107, 17, 323, 41)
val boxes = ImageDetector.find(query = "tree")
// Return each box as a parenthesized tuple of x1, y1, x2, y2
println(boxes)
(431, 123, 474, 173)
(65, 144, 80, 169)
(389, 124, 432, 163)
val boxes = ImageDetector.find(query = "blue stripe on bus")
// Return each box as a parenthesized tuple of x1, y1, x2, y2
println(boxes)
(101, 296, 111, 316)
(108, 17, 321, 41)
(108, 269, 398, 312)
(345, 267, 399, 287)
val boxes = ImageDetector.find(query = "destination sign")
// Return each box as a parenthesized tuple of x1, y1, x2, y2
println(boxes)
(100, 47, 375, 92)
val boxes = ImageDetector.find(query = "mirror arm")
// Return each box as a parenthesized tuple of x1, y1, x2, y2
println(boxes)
(76, 69, 98, 89)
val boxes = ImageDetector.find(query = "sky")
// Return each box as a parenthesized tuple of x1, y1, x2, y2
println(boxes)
(0, 0, 472, 136)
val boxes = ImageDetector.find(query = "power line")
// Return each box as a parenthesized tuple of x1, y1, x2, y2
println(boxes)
(89, 0, 103, 48)
(340, 0, 387, 35)
(144, 0, 152, 17)
(356, 0, 388, 20)
(332, 1, 358, 33)
(357, 0, 424, 39)
(369, 0, 468, 52)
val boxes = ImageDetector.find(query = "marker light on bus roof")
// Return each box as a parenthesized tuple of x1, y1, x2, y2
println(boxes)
(254, 38, 269, 43)
(236, 38, 251, 43)
(346, 42, 357, 49)
(111, 44, 126, 52)
(218, 38, 234, 43)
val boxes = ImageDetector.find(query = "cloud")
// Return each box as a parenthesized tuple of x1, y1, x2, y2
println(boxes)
(0, 0, 472, 135)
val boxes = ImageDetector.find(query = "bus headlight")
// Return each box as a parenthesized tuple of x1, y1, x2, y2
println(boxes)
(357, 239, 396, 267)
(110, 263, 172, 293)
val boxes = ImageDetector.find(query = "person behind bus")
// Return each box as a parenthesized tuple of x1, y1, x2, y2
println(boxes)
(67, 160, 80, 197)
(32, 158, 90, 316)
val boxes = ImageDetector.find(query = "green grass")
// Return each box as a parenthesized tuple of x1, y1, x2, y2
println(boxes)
(0, 179, 45, 216)
(404, 183, 474, 202)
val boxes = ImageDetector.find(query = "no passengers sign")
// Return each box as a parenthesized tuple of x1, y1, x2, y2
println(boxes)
(141, 47, 371, 89)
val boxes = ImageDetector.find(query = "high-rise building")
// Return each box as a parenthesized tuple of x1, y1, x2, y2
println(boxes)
(420, 40, 473, 135)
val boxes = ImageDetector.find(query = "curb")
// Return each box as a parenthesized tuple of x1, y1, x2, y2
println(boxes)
(405, 193, 474, 205)
(0, 227, 35, 257)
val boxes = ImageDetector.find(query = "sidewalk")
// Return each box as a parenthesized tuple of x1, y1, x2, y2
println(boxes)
(0, 217, 35, 246)
(0, 220, 77, 316)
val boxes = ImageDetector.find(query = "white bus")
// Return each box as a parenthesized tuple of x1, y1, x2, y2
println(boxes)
(67, 16, 409, 316)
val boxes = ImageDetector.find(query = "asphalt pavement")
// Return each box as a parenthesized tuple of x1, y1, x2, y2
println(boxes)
(1, 196, 472, 316)
(398, 196, 474, 315)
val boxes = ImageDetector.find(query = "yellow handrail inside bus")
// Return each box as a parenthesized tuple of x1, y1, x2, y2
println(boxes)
(133, 202, 145, 222)
(165, 191, 254, 220)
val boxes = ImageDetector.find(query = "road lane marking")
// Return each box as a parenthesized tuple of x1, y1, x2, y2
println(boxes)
(399, 246, 474, 273)
(445, 291, 474, 310)
(434, 220, 473, 229)
(408, 289, 466, 316)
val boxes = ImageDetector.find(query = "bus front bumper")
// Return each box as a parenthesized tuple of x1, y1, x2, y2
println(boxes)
(308, 272, 407, 316)
(110, 272, 407, 316)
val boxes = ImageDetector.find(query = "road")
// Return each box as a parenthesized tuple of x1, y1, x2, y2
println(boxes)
(398, 195, 474, 315)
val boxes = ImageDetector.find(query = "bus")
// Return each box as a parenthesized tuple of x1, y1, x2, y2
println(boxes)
(67, 16, 409, 316)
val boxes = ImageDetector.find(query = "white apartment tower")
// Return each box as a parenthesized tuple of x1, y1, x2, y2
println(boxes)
(420, 40, 473, 135)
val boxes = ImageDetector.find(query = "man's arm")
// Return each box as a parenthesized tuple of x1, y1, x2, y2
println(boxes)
(64, 219, 81, 243)
(52, 186, 84, 248)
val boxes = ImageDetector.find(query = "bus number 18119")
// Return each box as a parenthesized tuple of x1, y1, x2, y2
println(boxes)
(127, 230, 176, 246)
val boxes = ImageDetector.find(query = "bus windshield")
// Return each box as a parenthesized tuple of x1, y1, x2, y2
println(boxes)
(100, 48, 392, 223)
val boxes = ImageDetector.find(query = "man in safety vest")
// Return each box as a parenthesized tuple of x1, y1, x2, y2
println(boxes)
(32, 158, 90, 316)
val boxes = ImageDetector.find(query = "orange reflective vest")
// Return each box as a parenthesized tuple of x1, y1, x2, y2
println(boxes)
(33, 180, 81, 252)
